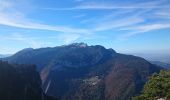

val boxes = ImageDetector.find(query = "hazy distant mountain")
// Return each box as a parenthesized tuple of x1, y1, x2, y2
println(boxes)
(0, 54, 12, 58)
(150, 61, 170, 69)
(132, 53, 170, 64)
(132, 53, 170, 69)
(0, 61, 56, 100)
(4, 43, 162, 100)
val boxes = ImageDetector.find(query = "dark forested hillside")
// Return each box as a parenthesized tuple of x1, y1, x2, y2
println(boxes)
(3, 43, 163, 100)
(0, 61, 56, 100)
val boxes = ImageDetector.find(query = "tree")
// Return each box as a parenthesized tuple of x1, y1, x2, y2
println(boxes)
(133, 70, 170, 100)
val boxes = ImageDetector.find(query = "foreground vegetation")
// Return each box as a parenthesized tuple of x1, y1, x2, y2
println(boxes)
(133, 70, 170, 100)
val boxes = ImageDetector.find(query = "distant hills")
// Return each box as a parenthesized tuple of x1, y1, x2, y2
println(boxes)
(3, 43, 163, 100)
(132, 53, 170, 64)
(150, 61, 170, 69)
(0, 54, 12, 58)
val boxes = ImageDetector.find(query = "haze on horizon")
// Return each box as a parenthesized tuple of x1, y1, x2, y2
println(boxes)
(0, 0, 170, 54)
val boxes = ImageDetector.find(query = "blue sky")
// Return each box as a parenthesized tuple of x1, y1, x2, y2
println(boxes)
(0, 0, 170, 54)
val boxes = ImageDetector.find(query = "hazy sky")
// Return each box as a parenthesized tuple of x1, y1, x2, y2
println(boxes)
(0, 0, 170, 54)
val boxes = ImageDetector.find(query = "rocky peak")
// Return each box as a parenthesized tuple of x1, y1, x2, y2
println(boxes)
(68, 42, 88, 48)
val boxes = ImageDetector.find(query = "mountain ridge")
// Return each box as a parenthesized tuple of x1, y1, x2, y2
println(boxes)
(3, 43, 163, 100)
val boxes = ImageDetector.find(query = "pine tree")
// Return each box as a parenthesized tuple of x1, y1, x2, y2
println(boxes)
(133, 70, 170, 100)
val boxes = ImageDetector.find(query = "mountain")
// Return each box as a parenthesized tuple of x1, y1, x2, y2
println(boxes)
(150, 61, 170, 69)
(0, 61, 56, 100)
(0, 54, 12, 58)
(3, 43, 162, 100)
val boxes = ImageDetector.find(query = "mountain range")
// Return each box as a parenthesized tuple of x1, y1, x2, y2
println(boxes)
(3, 43, 163, 100)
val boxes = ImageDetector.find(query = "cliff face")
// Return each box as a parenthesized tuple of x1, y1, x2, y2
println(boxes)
(0, 61, 56, 100)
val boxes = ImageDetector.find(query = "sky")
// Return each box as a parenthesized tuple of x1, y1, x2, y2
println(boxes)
(0, 0, 170, 54)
